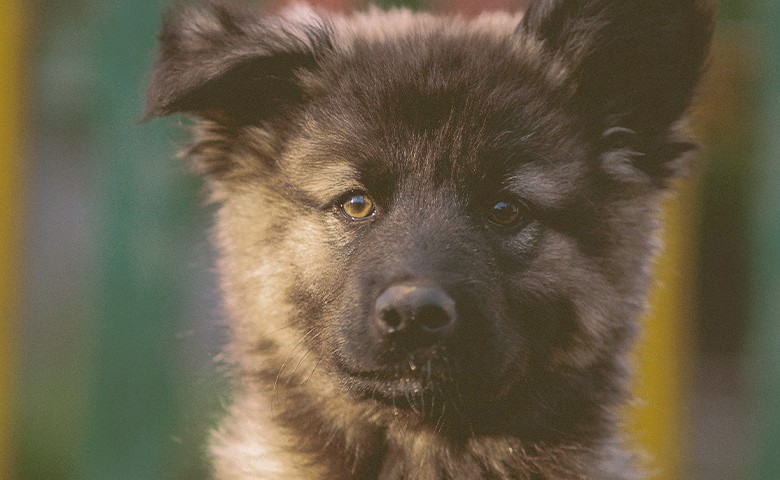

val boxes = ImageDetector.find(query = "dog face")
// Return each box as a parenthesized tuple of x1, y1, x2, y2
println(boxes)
(147, 0, 713, 442)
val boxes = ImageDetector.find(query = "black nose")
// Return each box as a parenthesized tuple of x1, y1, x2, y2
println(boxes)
(374, 282, 457, 349)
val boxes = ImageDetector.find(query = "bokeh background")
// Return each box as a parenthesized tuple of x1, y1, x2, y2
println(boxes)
(1, 0, 778, 478)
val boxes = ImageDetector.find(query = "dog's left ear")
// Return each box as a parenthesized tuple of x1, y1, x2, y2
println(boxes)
(145, 1, 332, 125)
(519, 0, 716, 183)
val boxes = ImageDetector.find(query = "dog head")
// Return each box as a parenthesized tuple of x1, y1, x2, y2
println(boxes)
(147, 0, 714, 437)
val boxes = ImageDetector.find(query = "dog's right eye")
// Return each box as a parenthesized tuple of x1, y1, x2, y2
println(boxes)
(486, 195, 527, 229)
(339, 192, 376, 221)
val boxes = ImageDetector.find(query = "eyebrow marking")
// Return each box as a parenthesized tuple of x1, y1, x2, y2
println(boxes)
(285, 160, 364, 207)
(506, 160, 585, 211)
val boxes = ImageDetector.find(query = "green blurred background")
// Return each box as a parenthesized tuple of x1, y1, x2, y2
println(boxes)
(1, 0, 778, 479)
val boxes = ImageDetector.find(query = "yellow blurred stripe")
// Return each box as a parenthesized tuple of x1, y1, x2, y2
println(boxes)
(628, 181, 697, 478)
(0, 0, 25, 477)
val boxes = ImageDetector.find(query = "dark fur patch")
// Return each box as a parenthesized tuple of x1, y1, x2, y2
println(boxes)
(147, 1, 714, 478)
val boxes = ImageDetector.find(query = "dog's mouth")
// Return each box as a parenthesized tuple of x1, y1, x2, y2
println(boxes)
(334, 358, 462, 413)
(344, 372, 431, 399)
(343, 372, 452, 418)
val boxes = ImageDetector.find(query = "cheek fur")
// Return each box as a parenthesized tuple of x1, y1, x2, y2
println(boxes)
(214, 189, 347, 369)
(510, 228, 640, 370)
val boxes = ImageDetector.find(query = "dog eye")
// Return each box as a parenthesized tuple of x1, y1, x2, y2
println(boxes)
(339, 192, 376, 220)
(487, 196, 523, 227)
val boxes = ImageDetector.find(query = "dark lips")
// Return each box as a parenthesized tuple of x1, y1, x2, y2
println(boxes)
(337, 365, 444, 404)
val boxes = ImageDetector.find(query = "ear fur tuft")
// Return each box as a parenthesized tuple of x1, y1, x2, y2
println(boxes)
(520, 0, 716, 131)
(520, 0, 715, 184)
(145, 0, 333, 123)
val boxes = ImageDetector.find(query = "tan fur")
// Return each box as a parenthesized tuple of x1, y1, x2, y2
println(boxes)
(147, 1, 714, 478)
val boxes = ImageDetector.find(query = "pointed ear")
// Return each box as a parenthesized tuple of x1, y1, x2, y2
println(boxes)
(520, 0, 715, 132)
(520, 0, 715, 183)
(145, 1, 332, 124)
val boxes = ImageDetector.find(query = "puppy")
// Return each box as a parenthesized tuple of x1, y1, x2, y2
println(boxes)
(146, 1, 714, 478)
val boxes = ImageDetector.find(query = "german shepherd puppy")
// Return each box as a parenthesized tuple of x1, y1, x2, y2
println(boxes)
(146, 0, 714, 478)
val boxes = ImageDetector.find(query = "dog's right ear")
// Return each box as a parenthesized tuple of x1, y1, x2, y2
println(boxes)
(518, 0, 715, 185)
(145, 1, 332, 125)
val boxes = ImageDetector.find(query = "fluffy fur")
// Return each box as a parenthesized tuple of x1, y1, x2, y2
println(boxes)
(146, 1, 715, 478)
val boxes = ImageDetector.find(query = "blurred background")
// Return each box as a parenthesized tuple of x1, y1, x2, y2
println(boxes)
(1, 0, 778, 478)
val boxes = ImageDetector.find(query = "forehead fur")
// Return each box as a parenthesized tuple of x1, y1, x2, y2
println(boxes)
(281, 8, 575, 191)
(328, 8, 524, 46)
(311, 7, 567, 105)
(148, 0, 714, 188)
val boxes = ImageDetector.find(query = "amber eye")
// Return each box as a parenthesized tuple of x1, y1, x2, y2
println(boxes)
(340, 193, 376, 220)
(487, 197, 522, 227)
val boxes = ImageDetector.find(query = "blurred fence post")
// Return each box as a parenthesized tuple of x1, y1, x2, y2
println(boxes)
(629, 185, 696, 479)
(749, 0, 780, 477)
(0, 0, 25, 478)
(81, 1, 190, 479)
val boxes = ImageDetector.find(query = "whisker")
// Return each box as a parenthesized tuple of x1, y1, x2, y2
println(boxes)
(300, 358, 324, 386)
(273, 327, 317, 414)
(286, 331, 324, 387)
(434, 401, 447, 436)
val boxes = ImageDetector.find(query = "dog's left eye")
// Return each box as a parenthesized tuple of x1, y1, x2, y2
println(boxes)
(487, 197, 523, 227)
(339, 192, 376, 220)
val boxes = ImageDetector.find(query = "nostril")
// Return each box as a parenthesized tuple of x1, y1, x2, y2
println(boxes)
(416, 304, 452, 333)
(380, 308, 403, 332)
